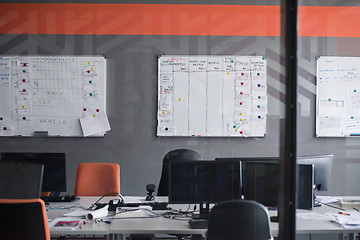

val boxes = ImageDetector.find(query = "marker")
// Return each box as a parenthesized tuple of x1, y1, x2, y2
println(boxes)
(338, 212, 350, 216)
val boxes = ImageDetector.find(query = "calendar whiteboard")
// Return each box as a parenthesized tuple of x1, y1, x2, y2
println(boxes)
(0, 56, 109, 137)
(316, 56, 360, 137)
(157, 55, 267, 137)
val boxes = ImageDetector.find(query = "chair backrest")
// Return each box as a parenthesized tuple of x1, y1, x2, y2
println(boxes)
(157, 149, 201, 196)
(207, 200, 273, 240)
(75, 163, 120, 196)
(0, 198, 50, 240)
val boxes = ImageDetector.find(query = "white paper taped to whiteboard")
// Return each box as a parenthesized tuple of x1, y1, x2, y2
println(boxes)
(157, 55, 267, 137)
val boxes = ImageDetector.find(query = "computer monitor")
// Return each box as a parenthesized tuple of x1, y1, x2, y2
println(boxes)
(242, 161, 279, 207)
(0, 152, 66, 193)
(241, 160, 315, 210)
(297, 155, 333, 191)
(0, 161, 44, 199)
(215, 157, 279, 196)
(168, 160, 241, 217)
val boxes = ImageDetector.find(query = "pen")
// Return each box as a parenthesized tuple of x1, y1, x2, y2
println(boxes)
(353, 208, 359, 212)
(338, 211, 350, 216)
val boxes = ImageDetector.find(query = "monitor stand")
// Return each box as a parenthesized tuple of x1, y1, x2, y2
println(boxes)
(192, 203, 210, 219)
(189, 203, 210, 229)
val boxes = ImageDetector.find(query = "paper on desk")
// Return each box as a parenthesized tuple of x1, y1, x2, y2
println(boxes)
(49, 217, 82, 230)
(297, 212, 333, 221)
(328, 211, 360, 229)
(122, 196, 144, 203)
(316, 196, 342, 204)
(64, 205, 108, 220)
(115, 207, 152, 218)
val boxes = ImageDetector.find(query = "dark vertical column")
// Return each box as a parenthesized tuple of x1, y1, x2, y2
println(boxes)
(279, 0, 297, 240)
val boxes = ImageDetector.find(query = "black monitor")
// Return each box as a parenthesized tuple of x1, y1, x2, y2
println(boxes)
(241, 160, 315, 210)
(242, 161, 279, 208)
(297, 155, 333, 191)
(0, 161, 44, 199)
(168, 160, 241, 217)
(0, 152, 66, 193)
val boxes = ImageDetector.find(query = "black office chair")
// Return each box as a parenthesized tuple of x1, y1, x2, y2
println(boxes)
(207, 199, 273, 240)
(157, 149, 202, 196)
(156, 149, 202, 240)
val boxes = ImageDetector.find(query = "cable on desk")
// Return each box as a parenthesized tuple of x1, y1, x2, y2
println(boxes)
(314, 200, 345, 211)
(87, 192, 124, 210)
(47, 204, 87, 210)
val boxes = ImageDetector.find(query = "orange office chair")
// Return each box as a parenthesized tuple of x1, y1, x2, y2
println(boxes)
(0, 198, 50, 240)
(75, 163, 120, 196)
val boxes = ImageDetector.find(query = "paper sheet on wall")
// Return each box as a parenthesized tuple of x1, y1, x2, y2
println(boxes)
(0, 55, 109, 137)
(157, 55, 267, 137)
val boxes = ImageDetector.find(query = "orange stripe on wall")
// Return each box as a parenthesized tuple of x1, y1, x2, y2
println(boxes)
(298, 6, 360, 37)
(0, 4, 360, 37)
(0, 4, 280, 36)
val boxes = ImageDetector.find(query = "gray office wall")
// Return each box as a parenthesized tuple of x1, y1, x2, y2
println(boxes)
(0, 1, 360, 198)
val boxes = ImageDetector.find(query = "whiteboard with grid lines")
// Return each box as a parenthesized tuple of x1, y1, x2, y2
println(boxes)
(0, 56, 106, 137)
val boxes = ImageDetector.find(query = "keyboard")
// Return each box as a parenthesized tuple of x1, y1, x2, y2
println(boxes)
(103, 201, 168, 211)
(41, 195, 79, 202)
(188, 219, 208, 229)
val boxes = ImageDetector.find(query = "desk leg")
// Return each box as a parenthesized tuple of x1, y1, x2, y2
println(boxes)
(339, 233, 356, 240)
(108, 234, 123, 240)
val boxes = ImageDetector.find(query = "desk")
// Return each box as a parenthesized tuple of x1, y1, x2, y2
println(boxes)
(47, 196, 115, 238)
(46, 196, 360, 239)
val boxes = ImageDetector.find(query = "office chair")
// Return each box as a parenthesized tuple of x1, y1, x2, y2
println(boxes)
(156, 149, 202, 240)
(157, 149, 201, 196)
(207, 199, 273, 240)
(75, 163, 120, 196)
(0, 198, 50, 240)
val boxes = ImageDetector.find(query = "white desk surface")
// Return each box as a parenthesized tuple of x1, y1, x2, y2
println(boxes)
(47, 196, 116, 235)
(46, 196, 360, 237)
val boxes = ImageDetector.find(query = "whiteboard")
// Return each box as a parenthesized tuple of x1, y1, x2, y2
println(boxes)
(0, 56, 109, 137)
(316, 56, 360, 137)
(157, 55, 267, 137)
